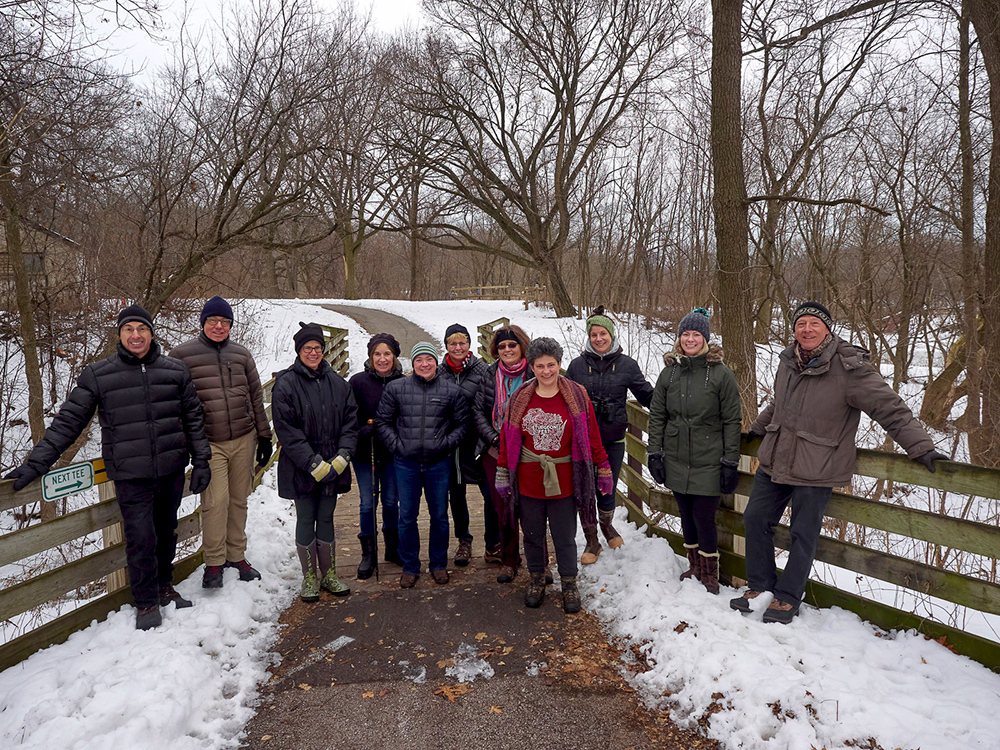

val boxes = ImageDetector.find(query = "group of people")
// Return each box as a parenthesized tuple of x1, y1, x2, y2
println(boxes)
(4, 296, 948, 628)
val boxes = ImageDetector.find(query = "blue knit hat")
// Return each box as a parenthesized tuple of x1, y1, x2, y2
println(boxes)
(200, 296, 234, 326)
(410, 341, 439, 362)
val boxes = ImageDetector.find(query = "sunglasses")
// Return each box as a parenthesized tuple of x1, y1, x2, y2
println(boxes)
(497, 342, 519, 350)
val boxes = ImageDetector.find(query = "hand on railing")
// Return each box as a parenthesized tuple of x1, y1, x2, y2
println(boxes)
(913, 449, 949, 473)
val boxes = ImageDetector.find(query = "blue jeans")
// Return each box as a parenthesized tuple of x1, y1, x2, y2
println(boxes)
(743, 467, 832, 607)
(395, 457, 450, 575)
(599, 439, 626, 513)
(353, 459, 399, 537)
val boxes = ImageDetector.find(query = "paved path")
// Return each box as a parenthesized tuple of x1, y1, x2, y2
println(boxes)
(321, 304, 441, 357)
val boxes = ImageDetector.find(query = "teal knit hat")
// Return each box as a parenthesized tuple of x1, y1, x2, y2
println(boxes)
(410, 341, 439, 362)
(586, 307, 615, 340)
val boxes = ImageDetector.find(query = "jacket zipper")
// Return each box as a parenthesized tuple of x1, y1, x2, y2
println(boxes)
(142, 363, 158, 476)
(217, 349, 233, 441)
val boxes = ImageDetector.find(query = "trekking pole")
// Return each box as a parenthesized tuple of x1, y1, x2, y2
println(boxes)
(369, 419, 379, 582)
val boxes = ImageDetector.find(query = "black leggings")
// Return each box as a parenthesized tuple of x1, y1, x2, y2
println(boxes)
(294, 491, 338, 546)
(674, 492, 720, 553)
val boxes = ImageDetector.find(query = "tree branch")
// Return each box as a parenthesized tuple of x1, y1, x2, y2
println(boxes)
(745, 194, 890, 216)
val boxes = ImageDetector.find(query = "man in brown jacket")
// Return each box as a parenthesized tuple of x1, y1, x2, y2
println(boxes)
(172, 296, 272, 588)
(730, 302, 947, 624)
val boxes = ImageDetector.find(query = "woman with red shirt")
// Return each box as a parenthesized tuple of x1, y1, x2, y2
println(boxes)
(496, 338, 613, 613)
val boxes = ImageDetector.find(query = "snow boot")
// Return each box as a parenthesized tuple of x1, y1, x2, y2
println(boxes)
(580, 525, 602, 565)
(598, 510, 624, 549)
(524, 572, 546, 608)
(679, 544, 701, 581)
(383, 528, 403, 566)
(561, 576, 582, 614)
(297, 542, 320, 603)
(318, 540, 351, 596)
(202, 565, 224, 589)
(699, 550, 720, 595)
(135, 605, 162, 630)
(225, 559, 262, 581)
(729, 589, 763, 613)
(357, 533, 378, 580)
(159, 583, 192, 609)
(763, 599, 798, 624)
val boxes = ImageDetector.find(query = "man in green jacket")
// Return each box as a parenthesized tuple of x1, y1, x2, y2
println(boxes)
(171, 297, 272, 588)
(730, 302, 947, 624)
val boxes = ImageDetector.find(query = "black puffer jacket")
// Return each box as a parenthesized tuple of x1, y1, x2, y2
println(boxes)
(18, 341, 211, 482)
(375, 371, 468, 466)
(349, 362, 404, 466)
(565, 347, 654, 443)
(472, 361, 534, 457)
(438, 354, 491, 482)
(272, 358, 359, 498)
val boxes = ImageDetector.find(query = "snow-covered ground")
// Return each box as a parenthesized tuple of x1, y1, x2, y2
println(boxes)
(1, 297, 998, 749)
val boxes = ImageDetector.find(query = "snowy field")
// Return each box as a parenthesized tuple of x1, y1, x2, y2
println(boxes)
(1, 297, 998, 749)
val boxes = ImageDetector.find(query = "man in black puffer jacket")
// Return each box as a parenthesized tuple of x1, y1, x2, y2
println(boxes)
(4, 304, 212, 631)
(375, 342, 467, 589)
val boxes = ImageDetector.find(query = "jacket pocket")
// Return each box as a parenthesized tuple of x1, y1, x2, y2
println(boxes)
(790, 430, 839, 481)
(757, 423, 780, 466)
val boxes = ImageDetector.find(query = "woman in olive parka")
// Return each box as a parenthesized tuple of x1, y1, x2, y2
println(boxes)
(646, 308, 742, 594)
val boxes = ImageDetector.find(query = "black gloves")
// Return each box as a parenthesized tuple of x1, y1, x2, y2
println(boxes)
(256, 436, 273, 466)
(4, 465, 39, 491)
(747, 426, 765, 438)
(647, 451, 667, 486)
(914, 449, 949, 473)
(189, 465, 212, 494)
(720, 459, 739, 494)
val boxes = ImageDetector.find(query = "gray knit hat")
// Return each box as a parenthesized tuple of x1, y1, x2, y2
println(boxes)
(678, 308, 711, 340)
(410, 341, 439, 362)
(792, 301, 834, 332)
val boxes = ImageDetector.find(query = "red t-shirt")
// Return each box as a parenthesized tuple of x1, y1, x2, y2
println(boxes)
(518, 391, 574, 499)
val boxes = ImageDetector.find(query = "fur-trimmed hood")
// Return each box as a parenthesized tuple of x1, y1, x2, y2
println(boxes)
(663, 342, 725, 367)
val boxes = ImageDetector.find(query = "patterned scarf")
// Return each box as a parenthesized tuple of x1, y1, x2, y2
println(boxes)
(795, 333, 834, 371)
(445, 353, 469, 374)
(493, 357, 529, 428)
(497, 377, 612, 527)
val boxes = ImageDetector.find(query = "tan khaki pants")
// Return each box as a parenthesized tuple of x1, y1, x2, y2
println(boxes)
(201, 431, 256, 566)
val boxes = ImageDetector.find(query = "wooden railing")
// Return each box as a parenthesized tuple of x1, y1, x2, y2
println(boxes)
(0, 325, 348, 671)
(476, 315, 1000, 670)
(452, 285, 547, 309)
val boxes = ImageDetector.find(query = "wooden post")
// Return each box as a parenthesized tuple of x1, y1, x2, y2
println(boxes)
(101, 481, 128, 594)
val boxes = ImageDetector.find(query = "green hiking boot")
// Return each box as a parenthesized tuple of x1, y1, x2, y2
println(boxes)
(321, 567, 351, 597)
(300, 571, 320, 602)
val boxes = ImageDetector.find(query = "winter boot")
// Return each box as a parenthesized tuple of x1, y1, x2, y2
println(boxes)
(135, 605, 162, 630)
(699, 551, 720, 595)
(580, 525, 602, 565)
(225, 559, 262, 581)
(297, 542, 320, 603)
(524, 572, 546, 608)
(598, 510, 624, 549)
(454, 539, 472, 567)
(561, 576, 582, 614)
(317, 540, 351, 597)
(202, 565, 224, 589)
(357, 534, 378, 580)
(679, 544, 701, 581)
(159, 583, 193, 609)
(383, 528, 403, 566)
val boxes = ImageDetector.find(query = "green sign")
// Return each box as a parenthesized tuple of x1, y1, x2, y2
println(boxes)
(42, 462, 95, 502)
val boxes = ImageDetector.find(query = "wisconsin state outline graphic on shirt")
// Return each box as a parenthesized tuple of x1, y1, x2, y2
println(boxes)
(522, 408, 567, 452)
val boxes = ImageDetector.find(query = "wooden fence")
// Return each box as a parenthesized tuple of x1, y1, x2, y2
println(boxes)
(451, 284, 547, 309)
(477, 316, 1000, 671)
(0, 325, 348, 672)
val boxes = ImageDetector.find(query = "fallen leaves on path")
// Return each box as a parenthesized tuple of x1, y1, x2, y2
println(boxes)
(434, 683, 473, 702)
(488, 705, 503, 714)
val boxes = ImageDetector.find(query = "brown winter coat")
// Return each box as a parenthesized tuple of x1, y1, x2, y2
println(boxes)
(751, 335, 935, 487)
(170, 333, 270, 443)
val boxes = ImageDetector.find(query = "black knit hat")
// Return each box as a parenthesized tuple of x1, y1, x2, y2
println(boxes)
(367, 332, 400, 357)
(445, 323, 471, 344)
(200, 296, 234, 326)
(792, 302, 834, 332)
(293, 322, 326, 353)
(678, 308, 711, 340)
(117, 304, 154, 333)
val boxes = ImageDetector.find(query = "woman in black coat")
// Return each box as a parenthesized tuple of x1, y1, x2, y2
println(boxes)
(566, 307, 653, 561)
(272, 323, 359, 603)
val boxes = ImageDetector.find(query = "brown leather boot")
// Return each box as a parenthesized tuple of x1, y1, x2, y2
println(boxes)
(699, 551, 720, 595)
(580, 525, 602, 564)
(679, 544, 701, 581)
(598, 510, 624, 549)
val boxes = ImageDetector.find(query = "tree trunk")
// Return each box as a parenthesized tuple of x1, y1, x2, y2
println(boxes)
(341, 230, 360, 300)
(968, 0, 1000, 466)
(711, 0, 758, 424)
(541, 250, 576, 318)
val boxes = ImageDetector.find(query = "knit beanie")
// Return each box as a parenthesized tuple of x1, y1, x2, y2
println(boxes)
(792, 301, 834, 332)
(678, 308, 711, 340)
(200, 296, 234, 326)
(444, 323, 471, 345)
(367, 332, 401, 357)
(117, 304, 155, 333)
(293, 322, 326, 353)
(586, 308, 615, 340)
(410, 341, 439, 362)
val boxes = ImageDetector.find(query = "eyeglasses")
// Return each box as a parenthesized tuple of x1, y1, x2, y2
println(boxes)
(121, 325, 151, 335)
(497, 342, 519, 350)
(205, 317, 231, 328)
(300, 345, 324, 354)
